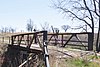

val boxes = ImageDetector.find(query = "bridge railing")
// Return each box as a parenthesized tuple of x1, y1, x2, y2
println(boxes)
(11, 31, 50, 67)
(11, 32, 93, 51)
(11, 31, 45, 48)
(47, 32, 93, 51)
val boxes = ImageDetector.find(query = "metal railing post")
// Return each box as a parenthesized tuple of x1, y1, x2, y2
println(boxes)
(11, 36, 13, 45)
(88, 33, 93, 51)
(43, 31, 50, 67)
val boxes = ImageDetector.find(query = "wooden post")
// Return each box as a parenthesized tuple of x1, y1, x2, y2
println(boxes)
(88, 33, 93, 51)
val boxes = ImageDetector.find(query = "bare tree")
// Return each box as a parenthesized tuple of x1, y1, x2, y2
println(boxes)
(51, 25, 59, 33)
(9, 27, 16, 33)
(26, 19, 34, 32)
(0, 27, 8, 33)
(79, 25, 88, 32)
(1, 27, 4, 33)
(71, 25, 88, 32)
(52, 0, 100, 50)
(40, 22, 50, 31)
(61, 25, 70, 32)
(0, 27, 16, 33)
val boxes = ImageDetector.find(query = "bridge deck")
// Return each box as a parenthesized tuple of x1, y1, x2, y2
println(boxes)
(8, 44, 42, 54)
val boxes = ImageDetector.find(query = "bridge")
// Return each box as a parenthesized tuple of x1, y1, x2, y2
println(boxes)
(1, 31, 94, 67)
(1, 31, 50, 67)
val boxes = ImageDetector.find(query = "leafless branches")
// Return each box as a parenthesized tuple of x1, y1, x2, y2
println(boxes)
(40, 22, 50, 31)
(52, 0, 100, 33)
(61, 25, 70, 32)
(52, 0, 100, 48)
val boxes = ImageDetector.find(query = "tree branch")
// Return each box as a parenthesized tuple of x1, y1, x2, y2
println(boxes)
(93, 0, 100, 17)
(57, 7, 92, 28)
(83, 0, 94, 29)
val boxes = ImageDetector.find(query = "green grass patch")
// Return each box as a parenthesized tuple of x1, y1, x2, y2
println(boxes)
(65, 58, 100, 67)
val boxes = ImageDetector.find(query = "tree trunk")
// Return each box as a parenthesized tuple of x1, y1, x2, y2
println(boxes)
(96, 29, 100, 52)
(96, 0, 100, 52)
(91, 27, 94, 50)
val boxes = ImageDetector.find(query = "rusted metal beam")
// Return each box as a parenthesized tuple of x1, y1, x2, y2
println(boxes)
(48, 32, 92, 35)
(18, 35, 24, 46)
(11, 36, 13, 45)
(63, 34, 74, 47)
(88, 33, 93, 51)
(19, 56, 32, 67)
(8, 45, 42, 54)
(61, 34, 64, 46)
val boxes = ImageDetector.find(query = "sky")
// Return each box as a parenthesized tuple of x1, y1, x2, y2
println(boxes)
(0, 0, 92, 32)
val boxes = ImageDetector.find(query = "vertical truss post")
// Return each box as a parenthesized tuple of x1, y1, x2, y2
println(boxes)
(43, 31, 50, 67)
(88, 33, 93, 51)
(11, 36, 13, 45)
(61, 34, 64, 46)
(34, 33, 37, 43)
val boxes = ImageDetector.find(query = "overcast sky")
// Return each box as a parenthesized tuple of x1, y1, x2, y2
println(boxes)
(0, 0, 91, 32)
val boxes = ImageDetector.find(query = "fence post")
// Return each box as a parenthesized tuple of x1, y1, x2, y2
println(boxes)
(88, 33, 93, 51)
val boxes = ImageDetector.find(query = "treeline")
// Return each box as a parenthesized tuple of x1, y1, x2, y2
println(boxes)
(0, 27, 16, 33)
(0, 19, 88, 33)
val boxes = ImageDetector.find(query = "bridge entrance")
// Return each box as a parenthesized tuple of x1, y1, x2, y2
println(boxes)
(1, 31, 50, 67)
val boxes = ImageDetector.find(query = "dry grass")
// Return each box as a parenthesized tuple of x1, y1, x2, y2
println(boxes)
(48, 46, 100, 67)
(0, 43, 8, 67)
